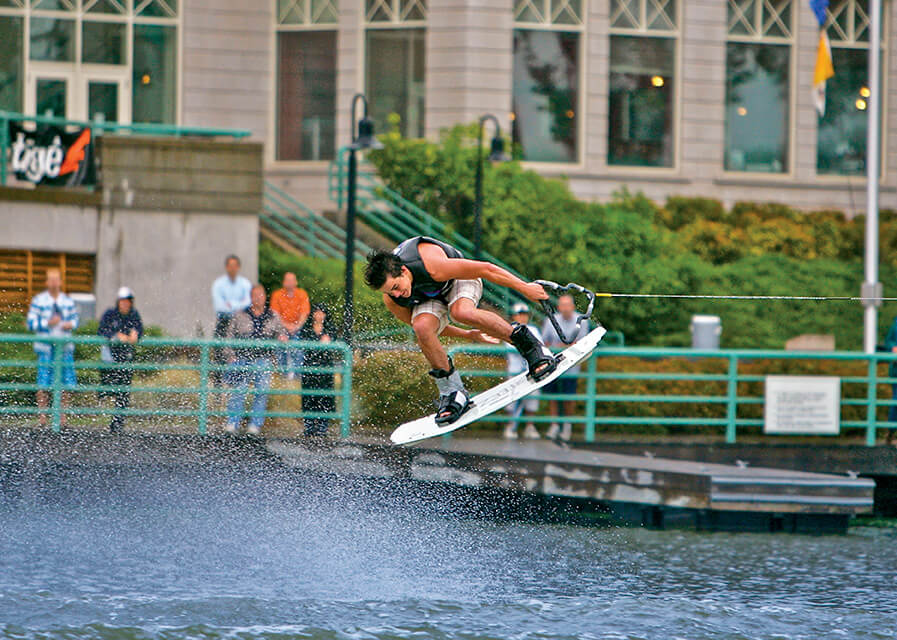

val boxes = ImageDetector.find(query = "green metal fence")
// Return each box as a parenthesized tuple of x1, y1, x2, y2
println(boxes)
(0, 110, 251, 186)
(447, 343, 897, 446)
(0, 334, 352, 437)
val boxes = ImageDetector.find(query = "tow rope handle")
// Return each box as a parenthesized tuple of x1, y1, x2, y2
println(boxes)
(533, 280, 596, 344)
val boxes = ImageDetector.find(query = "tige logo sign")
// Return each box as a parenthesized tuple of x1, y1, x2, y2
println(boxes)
(7, 124, 95, 187)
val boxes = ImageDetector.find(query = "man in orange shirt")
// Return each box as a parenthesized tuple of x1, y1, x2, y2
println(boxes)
(269, 272, 310, 379)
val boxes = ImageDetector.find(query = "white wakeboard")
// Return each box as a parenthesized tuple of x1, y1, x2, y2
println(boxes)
(390, 325, 607, 445)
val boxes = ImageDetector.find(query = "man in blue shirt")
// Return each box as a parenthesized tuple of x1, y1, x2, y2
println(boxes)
(26, 268, 79, 427)
(211, 255, 252, 385)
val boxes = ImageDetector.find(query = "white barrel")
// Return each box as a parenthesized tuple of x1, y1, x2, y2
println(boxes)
(690, 314, 721, 350)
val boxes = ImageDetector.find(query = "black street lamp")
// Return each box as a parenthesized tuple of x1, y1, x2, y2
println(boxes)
(473, 114, 510, 259)
(343, 93, 382, 345)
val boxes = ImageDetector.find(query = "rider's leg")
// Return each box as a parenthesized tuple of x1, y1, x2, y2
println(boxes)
(449, 297, 512, 340)
(412, 312, 451, 371)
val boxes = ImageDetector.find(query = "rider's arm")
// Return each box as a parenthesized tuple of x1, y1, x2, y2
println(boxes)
(418, 243, 546, 301)
(383, 294, 413, 325)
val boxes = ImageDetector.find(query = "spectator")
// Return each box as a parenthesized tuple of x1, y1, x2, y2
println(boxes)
(299, 304, 336, 437)
(223, 284, 287, 435)
(211, 255, 252, 385)
(269, 272, 310, 379)
(883, 315, 897, 445)
(26, 269, 79, 428)
(541, 294, 589, 441)
(97, 287, 143, 434)
(503, 302, 543, 440)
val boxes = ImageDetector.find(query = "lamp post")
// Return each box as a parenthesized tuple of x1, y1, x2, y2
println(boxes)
(343, 93, 382, 345)
(473, 114, 510, 259)
(863, 0, 883, 354)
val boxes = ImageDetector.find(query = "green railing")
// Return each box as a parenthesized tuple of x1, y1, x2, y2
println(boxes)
(0, 334, 352, 437)
(0, 110, 251, 186)
(447, 343, 897, 446)
(262, 181, 371, 260)
(328, 147, 531, 313)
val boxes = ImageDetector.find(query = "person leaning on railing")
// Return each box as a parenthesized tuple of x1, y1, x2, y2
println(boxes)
(211, 254, 252, 387)
(221, 284, 287, 435)
(97, 287, 143, 434)
(298, 303, 336, 438)
(26, 268, 79, 428)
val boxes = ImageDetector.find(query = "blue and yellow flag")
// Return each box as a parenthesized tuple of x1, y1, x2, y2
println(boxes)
(811, 0, 834, 115)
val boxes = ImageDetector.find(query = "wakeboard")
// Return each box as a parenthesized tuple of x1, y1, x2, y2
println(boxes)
(389, 325, 607, 445)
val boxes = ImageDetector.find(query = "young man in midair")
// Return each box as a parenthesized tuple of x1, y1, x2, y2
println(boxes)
(364, 236, 557, 425)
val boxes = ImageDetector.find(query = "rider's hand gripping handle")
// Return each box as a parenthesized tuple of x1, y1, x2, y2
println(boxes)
(534, 280, 596, 345)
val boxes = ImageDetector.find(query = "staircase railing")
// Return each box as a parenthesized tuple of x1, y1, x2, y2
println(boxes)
(262, 181, 370, 261)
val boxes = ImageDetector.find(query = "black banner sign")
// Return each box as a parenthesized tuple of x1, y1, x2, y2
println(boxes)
(7, 122, 96, 187)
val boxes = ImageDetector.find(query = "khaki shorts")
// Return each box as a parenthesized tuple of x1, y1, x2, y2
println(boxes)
(411, 278, 483, 334)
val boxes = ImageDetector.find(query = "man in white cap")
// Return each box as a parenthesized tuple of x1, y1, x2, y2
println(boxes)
(503, 302, 543, 440)
(98, 287, 143, 433)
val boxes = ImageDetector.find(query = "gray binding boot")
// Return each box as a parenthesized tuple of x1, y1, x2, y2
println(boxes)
(429, 357, 472, 425)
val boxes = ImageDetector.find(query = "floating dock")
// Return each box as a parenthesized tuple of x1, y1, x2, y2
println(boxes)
(270, 437, 875, 533)
(0, 429, 876, 533)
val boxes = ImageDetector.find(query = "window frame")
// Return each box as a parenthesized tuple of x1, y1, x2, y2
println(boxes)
(358, 0, 427, 142)
(723, 0, 796, 178)
(268, 0, 340, 167)
(814, 0, 889, 181)
(605, 0, 681, 175)
(512, 0, 587, 169)
(0, 0, 181, 125)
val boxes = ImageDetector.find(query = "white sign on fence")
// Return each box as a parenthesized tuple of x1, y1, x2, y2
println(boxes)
(764, 376, 841, 435)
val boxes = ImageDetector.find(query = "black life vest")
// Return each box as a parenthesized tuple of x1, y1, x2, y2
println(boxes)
(390, 236, 464, 308)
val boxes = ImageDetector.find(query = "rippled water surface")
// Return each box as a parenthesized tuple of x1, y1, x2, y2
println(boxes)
(0, 466, 895, 640)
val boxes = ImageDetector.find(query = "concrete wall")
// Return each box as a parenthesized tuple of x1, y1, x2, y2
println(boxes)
(93, 208, 258, 336)
(0, 195, 99, 255)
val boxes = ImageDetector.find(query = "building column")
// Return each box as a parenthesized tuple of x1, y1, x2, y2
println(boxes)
(679, 0, 727, 188)
(425, 0, 513, 138)
(336, 0, 364, 149)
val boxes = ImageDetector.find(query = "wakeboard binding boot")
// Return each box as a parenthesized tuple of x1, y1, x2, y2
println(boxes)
(430, 357, 472, 425)
(510, 323, 557, 382)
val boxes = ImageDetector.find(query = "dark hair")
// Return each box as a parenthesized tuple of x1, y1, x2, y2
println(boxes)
(364, 249, 404, 289)
(225, 254, 241, 267)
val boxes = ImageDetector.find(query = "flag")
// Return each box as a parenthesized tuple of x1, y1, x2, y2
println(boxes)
(810, 0, 834, 116)
(813, 30, 835, 115)
(810, 0, 829, 26)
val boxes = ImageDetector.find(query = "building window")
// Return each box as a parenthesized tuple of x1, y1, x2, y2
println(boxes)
(0, 16, 24, 112)
(0, 0, 178, 123)
(608, 0, 677, 168)
(817, 0, 884, 175)
(133, 24, 177, 124)
(365, 0, 427, 138)
(275, 0, 338, 161)
(512, 0, 583, 163)
(725, 0, 792, 173)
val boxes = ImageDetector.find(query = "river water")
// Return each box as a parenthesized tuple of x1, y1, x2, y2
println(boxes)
(0, 466, 895, 640)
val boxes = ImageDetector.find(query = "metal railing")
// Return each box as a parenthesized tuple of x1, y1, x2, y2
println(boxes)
(447, 343, 897, 446)
(327, 147, 531, 312)
(0, 111, 251, 186)
(262, 181, 371, 260)
(0, 334, 352, 437)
